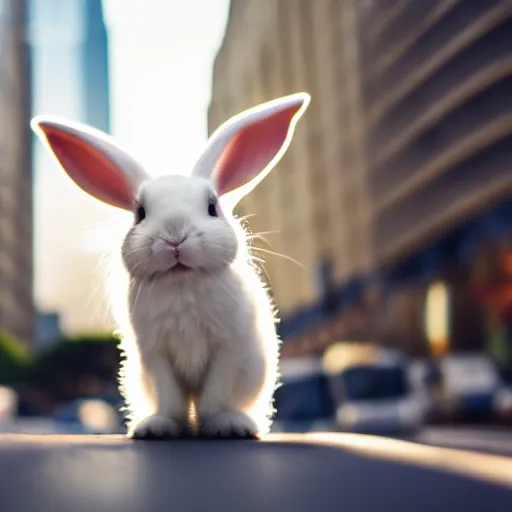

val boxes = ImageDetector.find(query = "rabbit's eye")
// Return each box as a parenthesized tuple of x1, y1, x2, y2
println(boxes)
(135, 204, 146, 224)
(208, 196, 218, 217)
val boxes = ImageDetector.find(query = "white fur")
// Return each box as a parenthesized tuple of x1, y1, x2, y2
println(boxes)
(116, 175, 280, 436)
(118, 236, 280, 436)
(31, 92, 310, 438)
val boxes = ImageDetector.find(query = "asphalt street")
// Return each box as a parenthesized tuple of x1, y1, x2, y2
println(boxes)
(7, 418, 512, 456)
(0, 433, 511, 512)
(415, 426, 512, 456)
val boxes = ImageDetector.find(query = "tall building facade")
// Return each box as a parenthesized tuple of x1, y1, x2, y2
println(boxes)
(209, 0, 371, 314)
(0, 0, 36, 347)
(29, 0, 110, 131)
(358, 0, 512, 363)
(209, 0, 512, 369)
(30, 0, 113, 336)
(82, 0, 110, 133)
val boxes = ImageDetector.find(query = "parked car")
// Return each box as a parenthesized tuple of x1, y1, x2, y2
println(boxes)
(328, 362, 424, 437)
(492, 383, 512, 424)
(432, 353, 505, 423)
(323, 343, 426, 437)
(273, 345, 429, 437)
(272, 357, 337, 433)
(52, 396, 124, 434)
(407, 359, 438, 423)
(0, 386, 18, 432)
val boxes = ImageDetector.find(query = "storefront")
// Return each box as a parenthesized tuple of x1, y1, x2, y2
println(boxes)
(470, 231, 512, 374)
(376, 199, 512, 370)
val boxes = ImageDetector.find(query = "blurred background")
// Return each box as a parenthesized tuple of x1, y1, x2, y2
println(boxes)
(0, 0, 511, 455)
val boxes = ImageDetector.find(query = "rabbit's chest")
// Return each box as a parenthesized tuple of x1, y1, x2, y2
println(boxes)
(135, 286, 212, 383)
(131, 274, 249, 384)
(164, 302, 210, 380)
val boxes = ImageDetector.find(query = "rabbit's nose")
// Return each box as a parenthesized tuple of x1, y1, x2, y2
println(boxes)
(166, 235, 188, 251)
(168, 235, 187, 247)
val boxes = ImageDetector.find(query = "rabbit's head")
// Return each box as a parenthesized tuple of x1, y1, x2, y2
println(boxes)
(31, 93, 310, 279)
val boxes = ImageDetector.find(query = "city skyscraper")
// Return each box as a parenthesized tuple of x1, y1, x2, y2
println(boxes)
(0, 0, 35, 347)
(29, 0, 110, 131)
(82, 0, 110, 132)
(29, 0, 113, 336)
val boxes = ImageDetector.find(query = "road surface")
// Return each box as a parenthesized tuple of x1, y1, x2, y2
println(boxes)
(0, 433, 511, 512)
(6, 418, 512, 456)
(416, 426, 512, 456)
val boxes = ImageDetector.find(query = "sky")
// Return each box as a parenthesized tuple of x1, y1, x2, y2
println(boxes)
(33, 0, 230, 333)
(103, 0, 230, 175)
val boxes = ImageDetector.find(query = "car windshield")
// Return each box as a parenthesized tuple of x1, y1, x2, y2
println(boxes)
(274, 374, 334, 421)
(340, 365, 409, 401)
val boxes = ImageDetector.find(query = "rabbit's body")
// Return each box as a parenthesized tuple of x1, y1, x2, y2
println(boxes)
(31, 92, 310, 439)
(119, 254, 280, 436)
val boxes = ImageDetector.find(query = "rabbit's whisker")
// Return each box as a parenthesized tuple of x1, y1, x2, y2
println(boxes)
(249, 246, 304, 269)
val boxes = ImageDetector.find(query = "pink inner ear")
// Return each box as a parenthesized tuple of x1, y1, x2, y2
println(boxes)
(213, 105, 301, 196)
(44, 129, 134, 210)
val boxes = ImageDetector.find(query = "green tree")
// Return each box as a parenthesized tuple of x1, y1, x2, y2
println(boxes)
(31, 334, 122, 401)
(0, 330, 33, 385)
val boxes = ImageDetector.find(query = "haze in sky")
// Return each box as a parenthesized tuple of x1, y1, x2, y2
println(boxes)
(94, 0, 231, 246)
(35, 0, 230, 333)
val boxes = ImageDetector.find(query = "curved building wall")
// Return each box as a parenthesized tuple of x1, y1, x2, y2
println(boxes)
(360, 0, 512, 266)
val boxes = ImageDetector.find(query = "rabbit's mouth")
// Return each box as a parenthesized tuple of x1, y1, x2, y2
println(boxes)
(169, 263, 192, 274)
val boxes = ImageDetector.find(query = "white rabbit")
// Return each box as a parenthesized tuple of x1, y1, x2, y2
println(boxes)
(31, 92, 311, 439)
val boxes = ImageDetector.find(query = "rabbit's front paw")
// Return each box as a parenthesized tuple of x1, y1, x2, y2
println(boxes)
(199, 410, 259, 439)
(130, 414, 187, 440)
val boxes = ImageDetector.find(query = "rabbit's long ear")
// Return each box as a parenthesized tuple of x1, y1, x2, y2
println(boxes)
(192, 92, 310, 206)
(31, 116, 149, 211)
